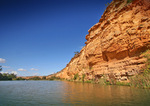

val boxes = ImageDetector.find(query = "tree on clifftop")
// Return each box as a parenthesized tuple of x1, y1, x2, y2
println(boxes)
(74, 51, 80, 58)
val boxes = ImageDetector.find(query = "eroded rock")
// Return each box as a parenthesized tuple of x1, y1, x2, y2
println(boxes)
(54, 0, 150, 81)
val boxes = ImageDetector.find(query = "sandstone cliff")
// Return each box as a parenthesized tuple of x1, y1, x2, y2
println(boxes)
(53, 0, 150, 82)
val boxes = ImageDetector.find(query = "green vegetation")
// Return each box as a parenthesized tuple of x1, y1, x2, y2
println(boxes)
(73, 73, 79, 80)
(74, 51, 80, 58)
(29, 76, 41, 80)
(82, 74, 85, 82)
(143, 50, 150, 72)
(13, 77, 25, 80)
(105, 2, 110, 7)
(0, 73, 17, 80)
(116, 81, 130, 86)
(74, 51, 80, 55)
(127, 0, 133, 4)
(98, 77, 116, 85)
(67, 79, 74, 82)
(99, 50, 150, 88)
(42, 76, 46, 80)
(129, 50, 150, 88)
(129, 74, 150, 88)
(99, 76, 109, 85)
(0, 66, 2, 71)
(47, 76, 60, 80)
(0, 66, 17, 80)
(84, 80, 92, 83)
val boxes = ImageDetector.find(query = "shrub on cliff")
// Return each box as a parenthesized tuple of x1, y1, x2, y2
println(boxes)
(129, 50, 150, 88)
(82, 74, 85, 82)
(105, 2, 110, 7)
(74, 73, 79, 80)
(130, 74, 150, 88)
(74, 51, 80, 58)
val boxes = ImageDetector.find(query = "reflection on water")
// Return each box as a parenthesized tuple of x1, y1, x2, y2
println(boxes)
(0, 81, 150, 106)
(62, 81, 150, 105)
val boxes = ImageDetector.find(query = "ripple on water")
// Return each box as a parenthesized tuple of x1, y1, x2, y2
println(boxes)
(0, 81, 150, 106)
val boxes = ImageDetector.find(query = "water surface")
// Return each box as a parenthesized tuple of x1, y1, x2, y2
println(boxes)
(0, 81, 150, 106)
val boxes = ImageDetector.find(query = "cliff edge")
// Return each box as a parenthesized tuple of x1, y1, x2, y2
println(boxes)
(52, 0, 150, 82)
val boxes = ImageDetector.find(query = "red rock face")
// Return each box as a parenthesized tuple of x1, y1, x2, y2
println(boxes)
(55, 0, 150, 81)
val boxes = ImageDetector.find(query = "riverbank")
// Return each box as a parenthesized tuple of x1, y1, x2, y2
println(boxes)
(2, 50, 149, 89)
(1, 74, 150, 89)
(64, 73, 150, 89)
(65, 50, 150, 89)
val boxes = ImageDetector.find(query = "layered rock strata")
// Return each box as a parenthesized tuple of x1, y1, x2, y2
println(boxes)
(53, 0, 150, 81)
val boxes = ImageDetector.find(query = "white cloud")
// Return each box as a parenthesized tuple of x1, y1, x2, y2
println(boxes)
(0, 71, 8, 74)
(18, 68, 27, 71)
(30, 68, 38, 71)
(2, 66, 10, 68)
(0, 71, 17, 75)
(0, 58, 6, 63)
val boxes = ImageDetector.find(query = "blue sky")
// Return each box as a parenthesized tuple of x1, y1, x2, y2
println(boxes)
(0, 0, 112, 76)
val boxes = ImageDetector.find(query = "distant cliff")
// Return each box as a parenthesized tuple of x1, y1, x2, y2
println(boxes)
(50, 0, 150, 82)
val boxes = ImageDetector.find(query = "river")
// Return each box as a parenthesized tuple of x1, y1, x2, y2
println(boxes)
(0, 81, 150, 106)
